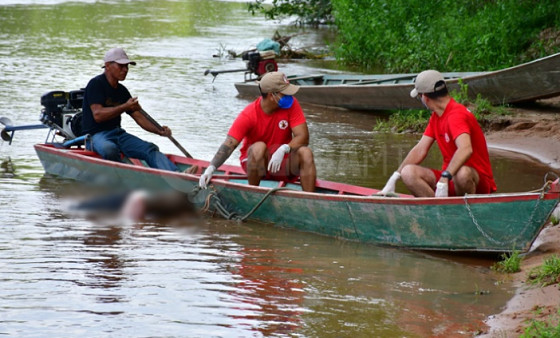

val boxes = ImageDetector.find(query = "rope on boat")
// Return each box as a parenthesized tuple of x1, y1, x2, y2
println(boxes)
(195, 185, 294, 222)
(463, 176, 556, 246)
(236, 187, 294, 222)
(198, 188, 238, 219)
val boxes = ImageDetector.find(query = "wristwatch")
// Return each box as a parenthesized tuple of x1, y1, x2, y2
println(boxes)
(441, 170, 453, 180)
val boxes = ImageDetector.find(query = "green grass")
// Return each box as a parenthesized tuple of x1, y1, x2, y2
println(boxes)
(520, 255, 560, 337)
(373, 109, 431, 133)
(491, 250, 522, 273)
(450, 79, 510, 119)
(521, 309, 560, 338)
(528, 255, 560, 287)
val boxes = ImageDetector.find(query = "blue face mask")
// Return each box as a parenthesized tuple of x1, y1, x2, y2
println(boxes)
(276, 94, 294, 109)
(420, 94, 430, 110)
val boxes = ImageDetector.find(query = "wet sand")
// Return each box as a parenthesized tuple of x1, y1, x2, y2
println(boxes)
(479, 97, 560, 337)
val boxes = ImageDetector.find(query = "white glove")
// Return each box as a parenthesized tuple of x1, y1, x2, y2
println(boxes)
(380, 171, 401, 194)
(268, 144, 290, 173)
(199, 165, 216, 189)
(435, 181, 448, 197)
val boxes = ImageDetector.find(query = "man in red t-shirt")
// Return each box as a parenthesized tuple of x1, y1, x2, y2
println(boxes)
(199, 72, 316, 192)
(380, 70, 497, 197)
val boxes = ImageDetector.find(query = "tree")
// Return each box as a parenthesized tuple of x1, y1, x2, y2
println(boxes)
(247, 0, 333, 26)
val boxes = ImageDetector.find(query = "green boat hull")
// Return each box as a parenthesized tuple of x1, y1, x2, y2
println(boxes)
(214, 185, 557, 252)
(35, 144, 560, 253)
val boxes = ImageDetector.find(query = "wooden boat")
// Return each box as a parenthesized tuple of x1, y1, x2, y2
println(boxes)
(3, 89, 558, 253)
(234, 53, 560, 110)
(33, 143, 560, 253)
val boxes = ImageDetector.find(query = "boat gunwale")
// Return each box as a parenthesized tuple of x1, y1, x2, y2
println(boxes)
(287, 72, 486, 87)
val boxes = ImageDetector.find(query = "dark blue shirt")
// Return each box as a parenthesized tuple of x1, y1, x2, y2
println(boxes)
(82, 73, 133, 135)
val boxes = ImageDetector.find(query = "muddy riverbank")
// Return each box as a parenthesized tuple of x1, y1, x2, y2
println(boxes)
(480, 96, 560, 337)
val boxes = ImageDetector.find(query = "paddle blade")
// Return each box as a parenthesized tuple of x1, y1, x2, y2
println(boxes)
(0, 117, 13, 127)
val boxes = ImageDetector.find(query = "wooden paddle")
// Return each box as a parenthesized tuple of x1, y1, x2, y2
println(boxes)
(139, 108, 192, 158)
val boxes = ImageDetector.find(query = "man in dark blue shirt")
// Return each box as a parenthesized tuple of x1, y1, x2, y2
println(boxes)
(82, 47, 178, 171)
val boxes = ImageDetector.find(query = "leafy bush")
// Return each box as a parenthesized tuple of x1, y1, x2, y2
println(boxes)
(331, 0, 560, 72)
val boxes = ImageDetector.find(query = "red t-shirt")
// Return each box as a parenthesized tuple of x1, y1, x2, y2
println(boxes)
(424, 98, 497, 191)
(228, 97, 306, 164)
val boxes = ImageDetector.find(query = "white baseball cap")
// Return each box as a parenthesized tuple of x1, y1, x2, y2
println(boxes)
(410, 70, 446, 98)
(103, 47, 136, 66)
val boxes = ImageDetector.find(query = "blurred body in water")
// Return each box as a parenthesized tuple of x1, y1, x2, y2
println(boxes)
(73, 189, 197, 223)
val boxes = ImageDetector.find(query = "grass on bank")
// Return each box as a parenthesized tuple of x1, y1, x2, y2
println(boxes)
(527, 255, 560, 287)
(373, 80, 510, 133)
(518, 256, 560, 337)
(521, 308, 560, 338)
(491, 250, 522, 274)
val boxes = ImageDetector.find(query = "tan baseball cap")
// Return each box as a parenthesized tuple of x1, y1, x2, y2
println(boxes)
(410, 70, 446, 98)
(258, 72, 299, 95)
(103, 47, 136, 66)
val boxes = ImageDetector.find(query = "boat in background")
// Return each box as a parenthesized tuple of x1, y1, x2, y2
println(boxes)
(235, 53, 560, 111)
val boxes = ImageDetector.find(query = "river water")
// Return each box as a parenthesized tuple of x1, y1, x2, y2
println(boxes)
(0, 1, 556, 337)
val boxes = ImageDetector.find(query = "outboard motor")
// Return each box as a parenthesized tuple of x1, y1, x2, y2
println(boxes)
(39, 90, 67, 128)
(0, 89, 86, 145)
(242, 50, 278, 78)
(40, 89, 84, 139)
(204, 50, 278, 82)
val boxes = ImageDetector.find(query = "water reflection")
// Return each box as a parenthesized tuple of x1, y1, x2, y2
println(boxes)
(221, 225, 510, 337)
(83, 225, 128, 304)
(228, 246, 304, 335)
(1, 157, 16, 178)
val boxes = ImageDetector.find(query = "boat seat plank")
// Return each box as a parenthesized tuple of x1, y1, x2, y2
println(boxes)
(71, 149, 102, 158)
(128, 158, 146, 167)
(315, 179, 377, 196)
(350, 75, 416, 86)
(288, 74, 324, 82)
(259, 180, 282, 188)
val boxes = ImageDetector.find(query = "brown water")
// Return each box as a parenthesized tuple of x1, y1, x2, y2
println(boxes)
(0, 1, 555, 336)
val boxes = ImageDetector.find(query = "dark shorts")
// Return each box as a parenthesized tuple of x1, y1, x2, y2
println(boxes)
(431, 169, 495, 196)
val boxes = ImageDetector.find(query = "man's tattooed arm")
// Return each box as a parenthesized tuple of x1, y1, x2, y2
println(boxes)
(210, 136, 239, 169)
